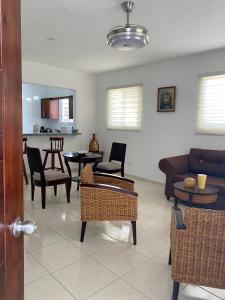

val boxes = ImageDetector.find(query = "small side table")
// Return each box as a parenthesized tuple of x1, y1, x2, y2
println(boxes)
(63, 152, 102, 190)
(173, 181, 219, 207)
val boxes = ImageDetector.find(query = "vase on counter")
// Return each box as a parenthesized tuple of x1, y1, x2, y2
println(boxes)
(89, 133, 99, 153)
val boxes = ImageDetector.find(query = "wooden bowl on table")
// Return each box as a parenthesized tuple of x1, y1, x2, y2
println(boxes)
(184, 177, 196, 188)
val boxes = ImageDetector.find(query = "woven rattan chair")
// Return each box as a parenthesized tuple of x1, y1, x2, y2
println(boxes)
(80, 165, 138, 244)
(169, 206, 225, 300)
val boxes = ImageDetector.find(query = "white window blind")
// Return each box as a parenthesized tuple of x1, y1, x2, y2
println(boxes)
(197, 74, 225, 135)
(107, 85, 142, 130)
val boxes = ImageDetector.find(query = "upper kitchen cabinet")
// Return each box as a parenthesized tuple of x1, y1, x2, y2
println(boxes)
(41, 98, 59, 119)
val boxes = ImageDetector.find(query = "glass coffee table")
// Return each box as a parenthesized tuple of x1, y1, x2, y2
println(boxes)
(173, 181, 219, 207)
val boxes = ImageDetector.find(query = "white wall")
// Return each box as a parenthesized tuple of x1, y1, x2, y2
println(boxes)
(22, 61, 96, 168)
(96, 48, 225, 182)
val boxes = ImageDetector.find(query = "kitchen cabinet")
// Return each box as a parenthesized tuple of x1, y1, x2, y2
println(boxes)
(69, 96, 73, 119)
(41, 98, 59, 119)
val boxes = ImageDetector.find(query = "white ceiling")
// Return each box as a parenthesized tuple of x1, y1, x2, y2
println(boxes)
(22, 0, 225, 74)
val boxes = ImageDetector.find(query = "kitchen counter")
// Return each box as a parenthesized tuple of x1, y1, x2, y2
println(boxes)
(23, 132, 82, 136)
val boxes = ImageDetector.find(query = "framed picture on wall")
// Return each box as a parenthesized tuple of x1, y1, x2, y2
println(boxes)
(157, 86, 176, 112)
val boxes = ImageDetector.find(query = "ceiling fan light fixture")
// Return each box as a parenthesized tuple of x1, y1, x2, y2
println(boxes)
(107, 1, 149, 50)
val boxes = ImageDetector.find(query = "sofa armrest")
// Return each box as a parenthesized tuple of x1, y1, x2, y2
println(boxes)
(159, 154, 189, 176)
(159, 154, 189, 199)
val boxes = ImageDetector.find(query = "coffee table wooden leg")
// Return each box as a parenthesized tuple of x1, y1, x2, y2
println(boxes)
(174, 197, 178, 207)
(77, 162, 81, 191)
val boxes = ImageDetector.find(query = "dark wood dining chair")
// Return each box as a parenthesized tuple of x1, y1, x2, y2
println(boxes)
(26, 146, 71, 209)
(94, 142, 127, 177)
(23, 137, 29, 185)
(43, 137, 64, 172)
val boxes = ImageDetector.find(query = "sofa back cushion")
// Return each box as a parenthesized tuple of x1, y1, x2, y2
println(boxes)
(189, 148, 225, 178)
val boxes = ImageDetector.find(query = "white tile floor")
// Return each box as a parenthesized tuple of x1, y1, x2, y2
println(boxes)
(24, 177, 225, 300)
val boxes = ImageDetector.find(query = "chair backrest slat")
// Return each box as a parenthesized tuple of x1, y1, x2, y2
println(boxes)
(50, 137, 64, 151)
(109, 142, 126, 164)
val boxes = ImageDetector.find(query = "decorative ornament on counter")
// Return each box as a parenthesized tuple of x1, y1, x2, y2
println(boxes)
(89, 133, 99, 153)
(77, 150, 88, 157)
(33, 124, 40, 133)
(184, 177, 196, 188)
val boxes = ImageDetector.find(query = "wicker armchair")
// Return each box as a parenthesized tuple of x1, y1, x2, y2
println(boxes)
(169, 206, 225, 300)
(80, 165, 138, 244)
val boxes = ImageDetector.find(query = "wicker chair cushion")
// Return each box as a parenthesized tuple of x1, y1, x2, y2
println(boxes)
(33, 170, 70, 182)
(96, 161, 121, 171)
(80, 165, 94, 184)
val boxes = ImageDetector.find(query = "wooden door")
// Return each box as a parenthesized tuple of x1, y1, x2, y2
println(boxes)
(0, 1, 24, 299)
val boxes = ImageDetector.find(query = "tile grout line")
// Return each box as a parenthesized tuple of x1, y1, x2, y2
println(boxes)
(198, 286, 224, 300)
(48, 273, 77, 300)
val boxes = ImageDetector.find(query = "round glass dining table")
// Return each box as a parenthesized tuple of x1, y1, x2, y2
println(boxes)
(63, 152, 102, 190)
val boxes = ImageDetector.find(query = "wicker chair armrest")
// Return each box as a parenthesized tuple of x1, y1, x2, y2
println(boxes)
(80, 183, 137, 197)
(93, 173, 134, 191)
(94, 172, 134, 183)
(172, 206, 187, 230)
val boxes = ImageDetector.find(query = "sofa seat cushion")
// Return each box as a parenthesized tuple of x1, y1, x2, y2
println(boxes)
(174, 173, 225, 196)
(96, 162, 121, 171)
(34, 170, 70, 182)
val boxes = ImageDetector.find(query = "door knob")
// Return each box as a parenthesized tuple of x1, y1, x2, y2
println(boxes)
(12, 217, 37, 238)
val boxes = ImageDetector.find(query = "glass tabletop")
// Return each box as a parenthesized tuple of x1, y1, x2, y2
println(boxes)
(174, 181, 219, 195)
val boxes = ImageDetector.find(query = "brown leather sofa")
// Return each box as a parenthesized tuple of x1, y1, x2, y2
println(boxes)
(159, 148, 225, 210)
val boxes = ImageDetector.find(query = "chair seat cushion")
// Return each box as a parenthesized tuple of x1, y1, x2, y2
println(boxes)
(34, 170, 70, 182)
(96, 162, 121, 171)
